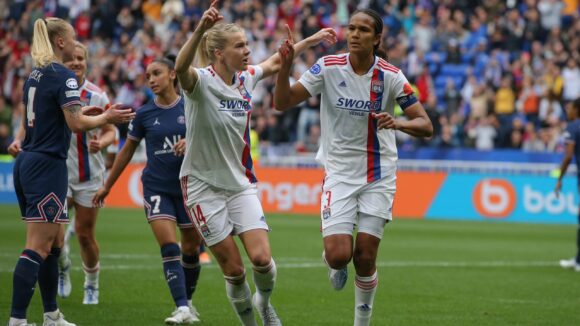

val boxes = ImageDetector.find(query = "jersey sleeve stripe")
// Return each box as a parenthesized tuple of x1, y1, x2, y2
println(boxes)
(62, 100, 82, 108)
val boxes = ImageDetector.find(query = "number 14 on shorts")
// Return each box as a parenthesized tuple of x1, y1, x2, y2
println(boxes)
(191, 204, 211, 237)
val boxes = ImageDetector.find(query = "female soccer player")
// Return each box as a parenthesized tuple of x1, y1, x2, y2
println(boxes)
(8, 17, 134, 326)
(274, 9, 433, 326)
(175, 1, 336, 325)
(56, 41, 116, 305)
(92, 56, 203, 325)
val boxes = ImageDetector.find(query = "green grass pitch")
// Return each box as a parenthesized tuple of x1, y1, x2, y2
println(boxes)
(1, 204, 580, 325)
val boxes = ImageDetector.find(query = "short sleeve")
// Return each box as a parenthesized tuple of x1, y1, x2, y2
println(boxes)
(298, 58, 325, 97)
(391, 71, 418, 110)
(58, 70, 81, 109)
(185, 67, 209, 99)
(127, 109, 145, 141)
(243, 65, 264, 90)
(564, 122, 578, 144)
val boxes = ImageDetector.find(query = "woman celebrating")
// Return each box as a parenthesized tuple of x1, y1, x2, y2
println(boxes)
(274, 9, 433, 326)
(57, 41, 116, 305)
(7, 17, 133, 326)
(175, 1, 336, 325)
(92, 56, 203, 325)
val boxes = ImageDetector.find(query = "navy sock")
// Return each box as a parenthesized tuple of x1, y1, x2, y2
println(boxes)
(11, 249, 43, 319)
(161, 243, 188, 307)
(38, 247, 61, 313)
(181, 253, 201, 300)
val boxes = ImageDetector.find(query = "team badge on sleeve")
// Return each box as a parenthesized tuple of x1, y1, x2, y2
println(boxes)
(371, 80, 384, 93)
(309, 64, 321, 75)
(66, 78, 78, 89)
(403, 83, 414, 95)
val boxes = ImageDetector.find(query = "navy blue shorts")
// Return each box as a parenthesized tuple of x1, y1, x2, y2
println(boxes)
(142, 187, 193, 229)
(14, 151, 68, 223)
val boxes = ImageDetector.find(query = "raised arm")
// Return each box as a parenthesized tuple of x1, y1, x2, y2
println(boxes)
(92, 138, 140, 207)
(260, 25, 337, 79)
(175, 0, 223, 93)
(273, 30, 316, 111)
(63, 103, 134, 133)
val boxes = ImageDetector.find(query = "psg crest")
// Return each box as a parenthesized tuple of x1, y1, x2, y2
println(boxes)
(371, 80, 384, 93)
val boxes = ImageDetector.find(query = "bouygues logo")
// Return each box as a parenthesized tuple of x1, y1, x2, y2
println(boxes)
(473, 179, 516, 218)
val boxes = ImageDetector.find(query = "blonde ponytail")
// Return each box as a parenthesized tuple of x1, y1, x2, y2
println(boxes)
(196, 23, 244, 67)
(30, 17, 73, 67)
(31, 19, 55, 67)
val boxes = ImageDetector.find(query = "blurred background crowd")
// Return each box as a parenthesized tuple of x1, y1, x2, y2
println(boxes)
(0, 0, 579, 159)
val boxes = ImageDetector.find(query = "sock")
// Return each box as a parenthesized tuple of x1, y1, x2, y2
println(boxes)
(60, 220, 74, 269)
(354, 271, 378, 326)
(11, 250, 43, 319)
(181, 253, 201, 300)
(38, 247, 61, 313)
(161, 243, 188, 307)
(224, 272, 256, 326)
(252, 258, 276, 309)
(83, 261, 100, 287)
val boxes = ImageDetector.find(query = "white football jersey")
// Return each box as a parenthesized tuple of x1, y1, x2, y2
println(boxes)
(180, 65, 264, 191)
(299, 53, 417, 184)
(66, 80, 110, 184)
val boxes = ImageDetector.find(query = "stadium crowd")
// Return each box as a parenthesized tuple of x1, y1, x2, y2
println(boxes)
(0, 0, 579, 158)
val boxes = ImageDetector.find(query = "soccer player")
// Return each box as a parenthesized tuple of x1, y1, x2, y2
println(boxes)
(7, 17, 134, 326)
(92, 55, 203, 324)
(56, 41, 116, 304)
(555, 98, 580, 271)
(274, 9, 433, 326)
(175, 2, 336, 325)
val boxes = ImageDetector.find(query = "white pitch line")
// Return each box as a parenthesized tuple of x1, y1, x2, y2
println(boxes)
(0, 261, 558, 273)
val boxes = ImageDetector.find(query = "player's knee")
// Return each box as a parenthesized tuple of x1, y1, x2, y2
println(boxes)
(326, 251, 352, 269)
(249, 253, 272, 268)
(352, 250, 376, 272)
(223, 267, 246, 281)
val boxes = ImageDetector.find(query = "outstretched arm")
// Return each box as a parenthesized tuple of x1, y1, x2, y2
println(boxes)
(175, 0, 223, 93)
(260, 25, 337, 79)
(63, 103, 135, 133)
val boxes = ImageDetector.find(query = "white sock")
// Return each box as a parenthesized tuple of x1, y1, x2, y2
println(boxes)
(8, 317, 28, 326)
(354, 271, 378, 326)
(252, 258, 276, 309)
(83, 261, 100, 287)
(224, 273, 257, 326)
(44, 309, 61, 319)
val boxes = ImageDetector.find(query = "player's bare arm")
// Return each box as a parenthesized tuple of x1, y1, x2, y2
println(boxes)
(89, 123, 116, 154)
(374, 103, 433, 137)
(92, 139, 140, 207)
(64, 103, 135, 133)
(260, 25, 337, 79)
(175, 0, 223, 93)
(555, 141, 575, 196)
(273, 32, 313, 111)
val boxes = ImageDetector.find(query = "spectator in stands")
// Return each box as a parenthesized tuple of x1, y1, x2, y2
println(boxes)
(517, 76, 540, 126)
(562, 58, 580, 104)
(470, 116, 497, 150)
(555, 98, 580, 272)
(444, 78, 461, 117)
(539, 90, 564, 126)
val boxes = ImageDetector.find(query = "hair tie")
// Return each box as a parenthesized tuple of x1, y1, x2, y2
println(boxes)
(42, 18, 48, 25)
(202, 32, 208, 39)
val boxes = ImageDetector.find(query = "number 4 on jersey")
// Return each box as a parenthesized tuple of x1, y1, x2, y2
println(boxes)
(27, 87, 36, 127)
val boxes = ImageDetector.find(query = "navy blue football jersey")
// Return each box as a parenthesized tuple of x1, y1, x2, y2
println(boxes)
(128, 97, 186, 196)
(564, 119, 580, 175)
(22, 63, 81, 159)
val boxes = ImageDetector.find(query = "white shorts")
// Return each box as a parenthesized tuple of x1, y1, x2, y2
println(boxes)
(180, 175, 269, 247)
(67, 176, 104, 208)
(321, 173, 396, 239)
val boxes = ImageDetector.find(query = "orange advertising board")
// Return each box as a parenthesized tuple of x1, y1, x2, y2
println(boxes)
(105, 164, 445, 218)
